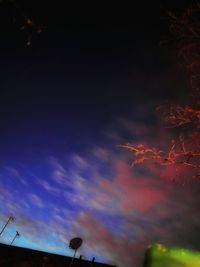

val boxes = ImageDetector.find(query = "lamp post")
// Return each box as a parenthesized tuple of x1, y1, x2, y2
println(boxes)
(0, 215, 15, 237)
(69, 237, 83, 267)
(10, 231, 20, 245)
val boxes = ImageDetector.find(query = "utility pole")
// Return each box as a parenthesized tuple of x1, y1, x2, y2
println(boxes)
(10, 231, 20, 245)
(0, 215, 15, 237)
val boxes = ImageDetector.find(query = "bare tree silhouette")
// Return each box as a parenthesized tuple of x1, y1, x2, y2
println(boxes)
(122, 4, 200, 183)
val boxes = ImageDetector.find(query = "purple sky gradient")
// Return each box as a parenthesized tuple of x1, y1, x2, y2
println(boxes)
(0, 1, 200, 267)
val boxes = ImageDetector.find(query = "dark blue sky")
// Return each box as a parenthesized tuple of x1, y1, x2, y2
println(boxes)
(0, 1, 189, 159)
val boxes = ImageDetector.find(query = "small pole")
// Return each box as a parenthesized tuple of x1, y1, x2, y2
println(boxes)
(10, 231, 20, 245)
(0, 215, 15, 237)
(69, 249, 77, 267)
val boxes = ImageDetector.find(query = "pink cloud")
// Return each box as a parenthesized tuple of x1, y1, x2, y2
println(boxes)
(73, 212, 149, 267)
(99, 160, 167, 213)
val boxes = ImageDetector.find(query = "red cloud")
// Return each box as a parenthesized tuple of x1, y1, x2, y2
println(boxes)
(99, 160, 168, 214)
(74, 212, 148, 267)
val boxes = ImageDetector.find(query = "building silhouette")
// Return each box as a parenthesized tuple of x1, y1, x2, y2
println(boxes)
(0, 243, 117, 267)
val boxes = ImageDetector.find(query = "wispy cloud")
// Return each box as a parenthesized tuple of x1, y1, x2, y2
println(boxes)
(4, 166, 28, 186)
(1, 115, 200, 267)
(50, 157, 71, 188)
(28, 194, 45, 208)
(36, 177, 60, 194)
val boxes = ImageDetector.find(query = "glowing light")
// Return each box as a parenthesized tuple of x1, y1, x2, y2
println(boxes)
(144, 244, 200, 267)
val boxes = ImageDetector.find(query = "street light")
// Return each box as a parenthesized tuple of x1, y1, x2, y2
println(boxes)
(0, 215, 15, 237)
(10, 231, 20, 245)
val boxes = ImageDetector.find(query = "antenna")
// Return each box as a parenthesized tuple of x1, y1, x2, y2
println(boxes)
(10, 231, 20, 245)
(69, 237, 83, 267)
(69, 237, 83, 250)
(0, 215, 15, 237)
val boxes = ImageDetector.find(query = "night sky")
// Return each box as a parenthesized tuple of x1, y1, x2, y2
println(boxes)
(0, 1, 200, 267)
